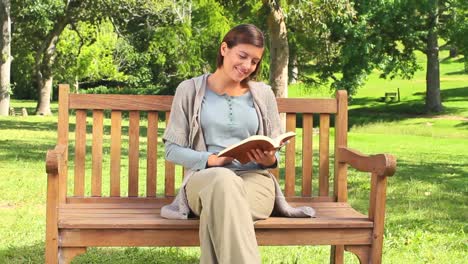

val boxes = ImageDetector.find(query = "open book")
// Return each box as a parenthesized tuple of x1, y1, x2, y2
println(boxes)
(217, 131, 296, 164)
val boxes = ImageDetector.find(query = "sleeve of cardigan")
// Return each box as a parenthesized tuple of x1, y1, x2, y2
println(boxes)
(165, 141, 212, 170)
(162, 80, 194, 147)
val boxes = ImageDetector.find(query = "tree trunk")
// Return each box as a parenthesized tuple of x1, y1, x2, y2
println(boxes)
(264, 0, 289, 98)
(289, 48, 298, 84)
(425, 0, 443, 113)
(34, 4, 74, 115)
(0, 0, 11, 116)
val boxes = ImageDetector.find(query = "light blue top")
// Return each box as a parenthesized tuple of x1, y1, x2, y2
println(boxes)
(165, 87, 277, 170)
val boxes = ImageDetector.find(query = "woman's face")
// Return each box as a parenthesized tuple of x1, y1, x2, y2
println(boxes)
(220, 43, 264, 83)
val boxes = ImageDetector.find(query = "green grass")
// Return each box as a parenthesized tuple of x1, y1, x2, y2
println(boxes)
(1, 50, 467, 263)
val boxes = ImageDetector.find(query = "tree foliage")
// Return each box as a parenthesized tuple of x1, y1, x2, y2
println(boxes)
(6, 0, 467, 113)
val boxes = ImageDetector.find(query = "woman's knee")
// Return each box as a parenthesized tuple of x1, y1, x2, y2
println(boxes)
(210, 168, 243, 189)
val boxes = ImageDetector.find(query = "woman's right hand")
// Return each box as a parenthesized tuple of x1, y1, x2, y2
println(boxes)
(207, 154, 234, 167)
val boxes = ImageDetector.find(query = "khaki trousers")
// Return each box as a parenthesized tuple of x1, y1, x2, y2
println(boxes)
(185, 167, 275, 264)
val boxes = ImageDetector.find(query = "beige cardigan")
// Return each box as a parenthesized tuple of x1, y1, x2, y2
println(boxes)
(161, 73, 315, 220)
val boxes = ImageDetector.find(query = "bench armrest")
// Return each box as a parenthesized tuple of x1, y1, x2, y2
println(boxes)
(338, 147, 396, 177)
(46, 145, 67, 174)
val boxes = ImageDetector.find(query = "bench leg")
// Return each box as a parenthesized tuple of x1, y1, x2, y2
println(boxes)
(345, 245, 370, 264)
(59, 247, 86, 264)
(330, 245, 344, 264)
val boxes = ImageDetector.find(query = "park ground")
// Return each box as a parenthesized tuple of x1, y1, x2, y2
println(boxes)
(0, 50, 467, 263)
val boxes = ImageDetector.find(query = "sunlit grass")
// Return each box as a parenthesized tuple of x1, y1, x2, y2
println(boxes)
(1, 50, 467, 263)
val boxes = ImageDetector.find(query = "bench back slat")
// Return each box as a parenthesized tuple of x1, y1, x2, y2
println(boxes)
(164, 112, 176, 197)
(60, 87, 349, 202)
(277, 98, 337, 113)
(284, 113, 297, 196)
(91, 110, 104, 197)
(110, 111, 122, 197)
(74, 110, 87, 197)
(334, 90, 348, 202)
(128, 111, 140, 197)
(301, 113, 313, 197)
(146, 112, 159, 197)
(319, 114, 330, 196)
(58, 85, 70, 204)
(69, 94, 173, 111)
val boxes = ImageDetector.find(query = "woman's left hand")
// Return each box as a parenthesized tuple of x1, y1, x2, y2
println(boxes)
(247, 149, 276, 167)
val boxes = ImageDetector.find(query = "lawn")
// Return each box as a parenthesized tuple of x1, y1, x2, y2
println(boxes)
(0, 50, 467, 263)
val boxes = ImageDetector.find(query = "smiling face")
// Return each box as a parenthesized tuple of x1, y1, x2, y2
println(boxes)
(219, 42, 264, 83)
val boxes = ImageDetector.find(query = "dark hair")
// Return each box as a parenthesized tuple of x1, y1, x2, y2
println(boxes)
(216, 24, 265, 83)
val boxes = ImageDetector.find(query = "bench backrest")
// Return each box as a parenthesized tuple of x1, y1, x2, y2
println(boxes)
(55, 84, 349, 205)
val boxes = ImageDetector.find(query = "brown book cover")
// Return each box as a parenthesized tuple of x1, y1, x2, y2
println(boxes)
(217, 131, 296, 164)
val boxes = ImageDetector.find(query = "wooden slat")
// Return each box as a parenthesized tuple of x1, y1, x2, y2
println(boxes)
(334, 90, 348, 202)
(128, 111, 140, 197)
(58, 204, 367, 220)
(370, 173, 388, 262)
(60, 229, 200, 247)
(69, 95, 337, 113)
(319, 114, 330, 197)
(91, 110, 103, 197)
(74, 110, 87, 196)
(146, 112, 158, 197)
(45, 151, 60, 263)
(60, 228, 372, 247)
(277, 98, 337, 113)
(58, 204, 371, 229)
(59, 201, 355, 211)
(57, 84, 69, 203)
(65, 195, 334, 205)
(110, 111, 122, 197)
(284, 114, 296, 196)
(164, 112, 175, 197)
(302, 114, 313, 196)
(69, 94, 174, 111)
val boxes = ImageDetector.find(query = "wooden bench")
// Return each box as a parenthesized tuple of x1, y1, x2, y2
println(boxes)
(45, 84, 396, 264)
(379, 91, 400, 103)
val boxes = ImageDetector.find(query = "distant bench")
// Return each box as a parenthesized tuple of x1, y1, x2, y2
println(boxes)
(379, 89, 400, 103)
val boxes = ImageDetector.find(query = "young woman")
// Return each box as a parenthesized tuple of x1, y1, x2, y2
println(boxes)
(161, 24, 314, 264)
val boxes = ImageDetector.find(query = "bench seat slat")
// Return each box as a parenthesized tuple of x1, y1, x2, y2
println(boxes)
(59, 228, 372, 247)
(58, 202, 372, 229)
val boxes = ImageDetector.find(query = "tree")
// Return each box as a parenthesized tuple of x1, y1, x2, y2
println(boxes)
(443, 0, 468, 72)
(0, 0, 11, 116)
(262, 0, 289, 98)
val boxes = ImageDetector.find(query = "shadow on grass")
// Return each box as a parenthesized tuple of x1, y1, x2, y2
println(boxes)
(0, 119, 58, 132)
(0, 139, 53, 162)
(73, 247, 199, 264)
(347, 86, 468, 128)
(0, 243, 199, 264)
(0, 243, 45, 264)
(347, 157, 467, 233)
(413, 86, 468, 103)
(0, 116, 167, 139)
(446, 70, 468, 75)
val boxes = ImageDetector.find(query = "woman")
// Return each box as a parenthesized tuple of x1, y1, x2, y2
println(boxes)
(161, 24, 314, 264)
